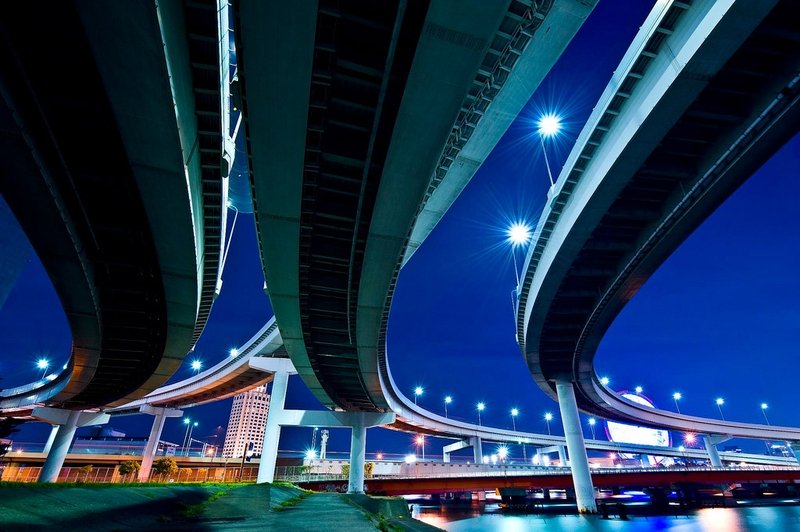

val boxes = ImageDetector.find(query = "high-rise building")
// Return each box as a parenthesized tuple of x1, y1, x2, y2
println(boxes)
(222, 384, 270, 458)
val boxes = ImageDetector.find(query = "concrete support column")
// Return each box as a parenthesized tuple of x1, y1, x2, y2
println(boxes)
(39, 411, 80, 483)
(555, 380, 597, 513)
(557, 445, 567, 466)
(348, 414, 367, 494)
(42, 425, 59, 455)
(703, 435, 722, 467)
(138, 406, 182, 482)
(257, 369, 289, 484)
(470, 436, 483, 464)
(443, 451, 451, 463)
(33, 407, 110, 483)
(788, 443, 800, 465)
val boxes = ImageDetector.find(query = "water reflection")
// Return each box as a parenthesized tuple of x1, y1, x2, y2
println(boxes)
(413, 502, 800, 531)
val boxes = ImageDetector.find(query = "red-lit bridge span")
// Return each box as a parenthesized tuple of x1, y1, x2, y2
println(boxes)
(297, 467, 800, 496)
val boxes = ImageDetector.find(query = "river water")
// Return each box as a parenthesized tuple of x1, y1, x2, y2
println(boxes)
(412, 502, 800, 531)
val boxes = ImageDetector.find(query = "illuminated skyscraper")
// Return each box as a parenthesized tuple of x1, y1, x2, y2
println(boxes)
(222, 385, 270, 458)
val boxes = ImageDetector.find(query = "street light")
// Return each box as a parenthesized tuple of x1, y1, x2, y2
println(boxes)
(507, 222, 532, 302)
(497, 445, 508, 463)
(181, 418, 192, 453)
(444, 396, 452, 418)
(673, 392, 682, 414)
(36, 358, 49, 379)
(415, 435, 425, 462)
(229, 347, 239, 357)
(634, 386, 643, 394)
(190, 359, 203, 372)
(536, 113, 562, 186)
(413, 386, 423, 405)
(186, 421, 199, 456)
(760, 403, 772, 455)
(510, 408, 519, 431)
(477, 402, 485, 426)
(715, 398, 725, 421)
(588, 417, 596, 440)
(544, 412, 553, 436)
(600, 376, 610, 386)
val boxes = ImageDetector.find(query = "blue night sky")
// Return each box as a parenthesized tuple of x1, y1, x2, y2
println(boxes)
(2, 1, 798, 460)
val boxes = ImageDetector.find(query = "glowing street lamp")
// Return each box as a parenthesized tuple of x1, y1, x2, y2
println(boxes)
(190, 359, 203, 372)
(413, 386, 423, 405)
(588, 417, 597, 440)
(36, 358, 49, 379)
(510, 408, 519, 431)
(186, 421, 199, 456)
(600, 376, 610, 386)
(715, 398, 725, 421)
(477, 402, 485, 426)
(507, 223, 532, 247)
(544, 412, 553, 436)
(497, 445, 509, 463)
(760, 403, 772, 455)
(305, 449, 317, 460)
(181, 418, 192, 453)
(634, 386, 643, 394)
(229, 347, 239, 357)
(507, 222, 532, 299)
(673, 392, 682, 414)
(415, 435, 425, 462)
(444, 396, 452, 418)
(536, 113, 562, 186)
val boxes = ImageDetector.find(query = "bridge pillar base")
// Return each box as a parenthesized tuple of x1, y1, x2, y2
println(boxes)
(257, 369, 290, 484)
(557, 445, 567, 466)
(42, 425, 59, 455)
(33, 407, 110, 483)
(703, 435, 723, 467)
(470, 436, 483, 464)
(139, 406, 183, 482)
(347, 414, 367, 494)
(555, 380, 597, 514)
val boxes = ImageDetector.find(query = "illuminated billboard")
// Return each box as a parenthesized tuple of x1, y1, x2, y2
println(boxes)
(605, 392, 671, 448)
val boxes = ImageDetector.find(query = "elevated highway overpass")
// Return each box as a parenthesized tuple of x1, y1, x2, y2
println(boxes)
(516, 0, 800, 437)
(0, 0, 232, 410)
(237, 0, 598, 412)
(514, 0, 800, 511)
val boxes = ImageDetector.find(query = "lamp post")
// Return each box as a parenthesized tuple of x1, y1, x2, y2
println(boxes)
(761, 403, 772, 455)
(181, 418, 191, 453)
(715, 398, 725, 421)
(186, 421, 199, 456)
(444, 396, 452, 418)
(588, 417, 596, 440)
(416, 435, 425, 462)
(507, 223, 532, 290)
(544, 412, 553, 436)
(477, 402, 485, 426)
(536, 114, 561, 186)
(36, 358, 49, 379)
(190, 359, 203, 373)
(413, 386, 423, 405)
(511, 408, 526, 462)
(673, 392, 682, 414)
